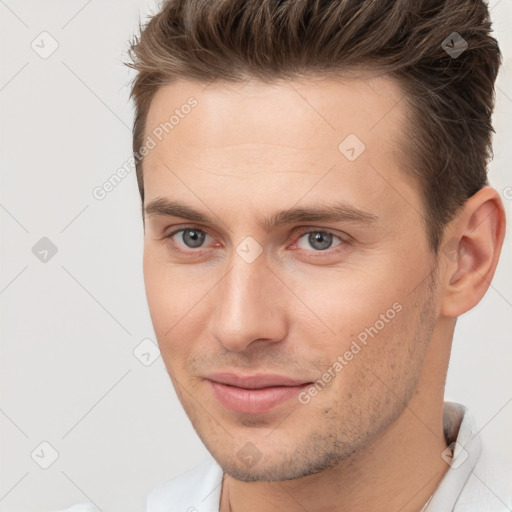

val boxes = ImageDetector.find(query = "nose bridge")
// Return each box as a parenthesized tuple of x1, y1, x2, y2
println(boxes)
(210, 248, 286, 351)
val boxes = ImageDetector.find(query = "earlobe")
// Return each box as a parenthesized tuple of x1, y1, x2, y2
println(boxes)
(440, 186, 506, 318)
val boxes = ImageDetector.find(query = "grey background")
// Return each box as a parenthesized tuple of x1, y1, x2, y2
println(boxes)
(0, 1, 511, 511)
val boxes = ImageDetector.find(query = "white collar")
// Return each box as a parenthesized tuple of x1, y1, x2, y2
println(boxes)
(420, 402, 482, 511)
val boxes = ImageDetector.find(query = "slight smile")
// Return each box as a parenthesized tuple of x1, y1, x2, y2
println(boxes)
(205, 373, 313, 414)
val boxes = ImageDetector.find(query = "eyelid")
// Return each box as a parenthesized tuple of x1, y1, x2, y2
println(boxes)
(293, 226, 347, 240)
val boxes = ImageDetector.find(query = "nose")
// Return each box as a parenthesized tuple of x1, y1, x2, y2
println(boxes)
(209, 250, 288, 352)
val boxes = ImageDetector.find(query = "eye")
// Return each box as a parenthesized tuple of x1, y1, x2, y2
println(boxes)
(166, 227, 213, 252)
(294, 230, 344, 252)
(163, 226, 347, 256)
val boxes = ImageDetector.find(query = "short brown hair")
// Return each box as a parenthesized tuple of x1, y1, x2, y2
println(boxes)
(125, 0, 501, 251)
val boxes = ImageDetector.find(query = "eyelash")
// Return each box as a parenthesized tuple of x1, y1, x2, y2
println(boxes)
(163, 226, 348, 257)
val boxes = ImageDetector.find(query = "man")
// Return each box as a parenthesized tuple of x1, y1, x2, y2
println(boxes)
(123, 0, 510, 510)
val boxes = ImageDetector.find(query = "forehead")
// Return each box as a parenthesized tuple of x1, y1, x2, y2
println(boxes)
(144, 73, 407, 151)
(141, 74, 422, 229)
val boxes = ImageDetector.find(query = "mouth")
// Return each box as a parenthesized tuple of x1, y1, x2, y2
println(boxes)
(205, 372, 313, 414)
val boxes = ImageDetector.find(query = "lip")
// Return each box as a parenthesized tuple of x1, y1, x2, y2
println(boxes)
(205, 372, 313, 414)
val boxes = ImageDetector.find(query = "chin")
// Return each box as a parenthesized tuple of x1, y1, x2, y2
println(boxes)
(216, 450, 351, 483)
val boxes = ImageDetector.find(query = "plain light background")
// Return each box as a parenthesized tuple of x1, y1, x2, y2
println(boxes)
(0, 1, 511, 511)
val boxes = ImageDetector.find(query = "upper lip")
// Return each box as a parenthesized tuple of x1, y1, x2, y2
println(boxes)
(206, 372, 312, 389)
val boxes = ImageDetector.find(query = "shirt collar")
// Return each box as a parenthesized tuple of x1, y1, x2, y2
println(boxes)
(420, 401, 482, 511)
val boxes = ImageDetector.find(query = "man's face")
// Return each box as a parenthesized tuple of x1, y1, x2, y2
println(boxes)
(142, 75, 441, 481)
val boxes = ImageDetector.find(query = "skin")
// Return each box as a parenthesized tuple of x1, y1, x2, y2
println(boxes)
(141, 74, 505, 512)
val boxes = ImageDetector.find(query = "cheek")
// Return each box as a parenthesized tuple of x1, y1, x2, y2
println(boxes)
(143, 248, 194, 364)
(289, 264, 419, 390)
(143, 250, 168, 331)
(289, 266, 402, 340)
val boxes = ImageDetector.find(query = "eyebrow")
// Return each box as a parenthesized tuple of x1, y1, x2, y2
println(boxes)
(144, 197, 379, 231)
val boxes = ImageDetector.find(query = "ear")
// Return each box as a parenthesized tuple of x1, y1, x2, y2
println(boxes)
(439, 186, 506, 318)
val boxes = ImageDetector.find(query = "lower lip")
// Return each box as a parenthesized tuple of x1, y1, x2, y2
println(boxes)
(208, 380, 311, 414)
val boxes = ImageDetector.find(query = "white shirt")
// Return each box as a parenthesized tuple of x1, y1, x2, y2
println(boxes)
(145, 402, 512, 512)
